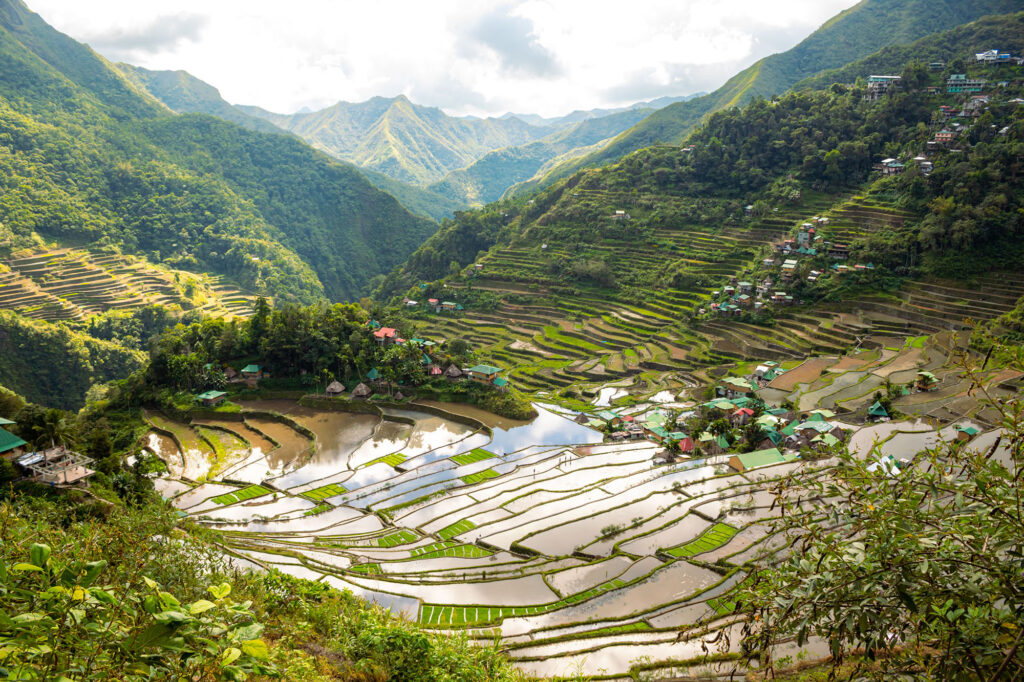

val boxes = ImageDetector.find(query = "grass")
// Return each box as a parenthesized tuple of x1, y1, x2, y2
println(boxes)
(409, 540, 492, 559)
(437, 519, 476, 540)
(211, 485, 271, 505)
(418, 579, 628, 626)
(451, 448, 496, 465)
(377, 529, 418, 547)
(906, 335, 928, 349)
(364, 452, 407, 468)
(304, 503, 331, 516)
(302, 483, 346, 502)
(664, 523, 739, 558)
(460, 468, 500, 485)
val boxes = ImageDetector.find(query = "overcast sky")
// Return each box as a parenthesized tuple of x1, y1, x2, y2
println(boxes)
(29, 0, 859, 118)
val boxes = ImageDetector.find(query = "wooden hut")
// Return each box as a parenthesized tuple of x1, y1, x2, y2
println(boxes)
(325, 380, 345, 397)
(352, 383, 372, 399)
(444, 365, 463, 380)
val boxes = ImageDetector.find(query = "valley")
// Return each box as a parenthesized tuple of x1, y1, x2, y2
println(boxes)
(1, 0, 1023, 679)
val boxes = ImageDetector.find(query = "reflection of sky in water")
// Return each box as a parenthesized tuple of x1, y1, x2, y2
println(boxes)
(402, 432, 490, 468)
(593, 387, 628, 407)
(487, 405, 602, 456)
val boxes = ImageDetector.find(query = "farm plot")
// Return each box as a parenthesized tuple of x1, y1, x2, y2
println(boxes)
(211, 485, 272, 505)
(451, 448, 496, 465)
(664, 523, 739, 558)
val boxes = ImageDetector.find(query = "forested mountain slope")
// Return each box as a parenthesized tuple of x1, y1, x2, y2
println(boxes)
(0, 309, 145, 409)
(376, 52, 1024, 392)
(508, 0, 1024, 198)
(0, 0, 436, 303)
(239, 96, 553, 186)
(427, 108, 655, 206)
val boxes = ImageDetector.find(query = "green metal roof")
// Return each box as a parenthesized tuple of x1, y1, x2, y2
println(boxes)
(956, 425, 979, 436)
(468, 364, 502, 375)
(733, 448, 790, 470)
(196, 391, 227, 401)
(0, 417, 15, 426)
(596, 410, 620, 421)
(366, 368, 381, 381)
(0, 427, 27, 454)
(241, 364, 261, 373)
(868, 401, 888, 417)
(492, 377, 509, 387)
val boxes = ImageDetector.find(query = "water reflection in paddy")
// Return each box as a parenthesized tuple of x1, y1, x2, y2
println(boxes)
(487, 404, 602, 456)
(347, 420, 412, 468)
(147, 432, 184, 477)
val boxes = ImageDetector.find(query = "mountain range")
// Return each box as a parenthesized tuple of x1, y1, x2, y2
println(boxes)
(0, 0, 435, 303)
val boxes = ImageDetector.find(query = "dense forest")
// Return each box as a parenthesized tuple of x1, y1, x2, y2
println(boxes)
(0, 310, 145, 410)
(0, 0, 436, 303)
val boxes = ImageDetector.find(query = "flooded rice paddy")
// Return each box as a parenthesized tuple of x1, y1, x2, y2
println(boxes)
(148, 393, 987, 678)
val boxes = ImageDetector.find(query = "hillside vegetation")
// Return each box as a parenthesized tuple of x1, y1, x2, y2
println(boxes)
(0, 0, 436, 303)
(0, 309, 145, 409)
(376, 39, 1024, 394)
(509, 0, 1024, 197)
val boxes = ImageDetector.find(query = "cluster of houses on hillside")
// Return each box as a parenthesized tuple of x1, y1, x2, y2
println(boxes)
(402, 297, 465, 313)
(572, 361, 958, 473)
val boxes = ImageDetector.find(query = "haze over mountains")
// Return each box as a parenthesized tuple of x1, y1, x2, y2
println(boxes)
(119, 66, 701, 216)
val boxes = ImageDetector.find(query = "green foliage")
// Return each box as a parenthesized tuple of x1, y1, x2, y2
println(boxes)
(0, 3, 435, 303)
(0, 310, 146, 410)
(739, 362, 1024, 678)
(0, 493, 528, 682)
(0, 542, 272, 680)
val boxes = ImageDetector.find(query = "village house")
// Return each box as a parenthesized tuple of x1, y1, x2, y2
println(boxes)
(916, 371, 938, 391)
(937, 105, 957, 119)
(878, 158, 905, 175)
(864, 75, 900, 102)
(467, 364, 505, 387)
(240, 364, 263, 380)
(444, 365, 464, 381)
(934, 129, 956, 145)
(195, 390, 227, 407)
(610, 210, 631, 221)
(717, 377, 755, 399)
(928, 61, 945, 71)
(373, 327, 398, 345)
(868, 400, 889, 421)
(0, 420, 28, 459)
(729, 407, 754, 427)
(955, 425, 980, 442)
(727, 447, 796, 473)
(975, 49, 1012, 65)
(946, 74, 986, 94)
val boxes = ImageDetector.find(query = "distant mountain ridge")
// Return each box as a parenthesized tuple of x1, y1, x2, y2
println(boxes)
(238, 95, 554, 186)
(507, 0, 1024, 198)
(498, 93, 704, 128)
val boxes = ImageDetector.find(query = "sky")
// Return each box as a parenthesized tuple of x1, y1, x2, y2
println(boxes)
(28, 0, 860, 118)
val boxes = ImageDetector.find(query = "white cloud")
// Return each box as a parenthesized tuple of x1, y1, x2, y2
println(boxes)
(26, 0, 858, 117)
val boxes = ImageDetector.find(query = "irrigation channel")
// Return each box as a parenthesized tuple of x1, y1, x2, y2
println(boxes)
(146, 397, 1003, 679)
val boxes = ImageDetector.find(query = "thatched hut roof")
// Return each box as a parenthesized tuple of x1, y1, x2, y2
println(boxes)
(352, 383, 372, 398)
(325, 380, 345, 395)
(444, 365, 463, 378)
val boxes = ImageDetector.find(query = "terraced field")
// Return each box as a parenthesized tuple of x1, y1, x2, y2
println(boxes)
(422, 190, 1024, 403)
(146, 383, 1010, 678)
(0, 247, 258, 321)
